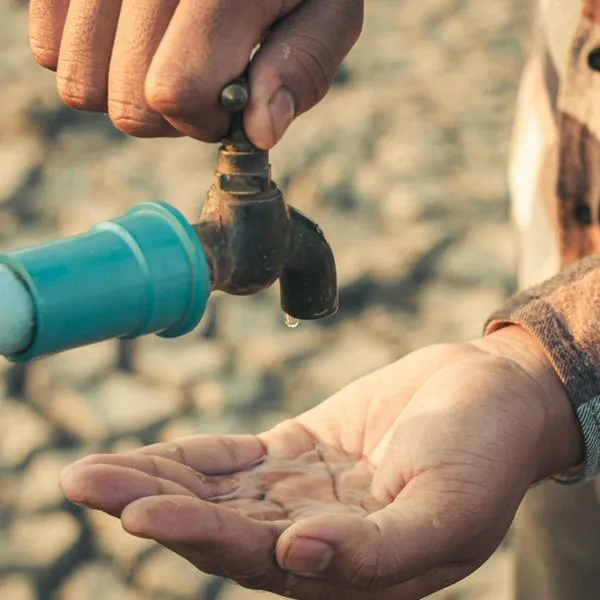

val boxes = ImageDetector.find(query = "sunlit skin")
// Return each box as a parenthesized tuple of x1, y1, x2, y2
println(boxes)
(28, 0, 364, 148)
(61, 326, 583, 599)
(30, 2, 585, 597)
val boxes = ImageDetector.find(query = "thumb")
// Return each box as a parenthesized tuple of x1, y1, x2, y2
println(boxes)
(275, 495, 477, 592)
(246, 0, 363, 149)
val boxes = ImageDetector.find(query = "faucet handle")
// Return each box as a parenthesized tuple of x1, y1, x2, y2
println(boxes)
(216, 74, 270, 194)
(221, 79, 249, 113)
(220, 75, 251, 143)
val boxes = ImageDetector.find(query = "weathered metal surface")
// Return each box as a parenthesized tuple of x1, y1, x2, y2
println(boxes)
(195, 78, 339, 320)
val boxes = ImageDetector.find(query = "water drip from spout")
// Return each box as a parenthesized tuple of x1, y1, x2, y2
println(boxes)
(283, 313, 300, 329)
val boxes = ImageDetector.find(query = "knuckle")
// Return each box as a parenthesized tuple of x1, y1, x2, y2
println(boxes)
(29, 41, 59, 70)
(58, 89, 105, 112)
(108, 99, 167, 137)
(145, 75, 225, 141)
(288, 42, 334, 108)
(57, 74, 106, 111)
(145, 75, 201, 117)
(110, 114, 149, 136)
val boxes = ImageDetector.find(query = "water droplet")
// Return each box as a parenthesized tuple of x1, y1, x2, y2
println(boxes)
(283, 313, 300, 329)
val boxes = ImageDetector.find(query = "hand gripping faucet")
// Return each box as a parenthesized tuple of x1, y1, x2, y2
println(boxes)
(0, 79, 338, 362)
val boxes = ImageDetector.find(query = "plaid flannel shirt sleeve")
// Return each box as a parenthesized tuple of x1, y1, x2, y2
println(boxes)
(485, 256, 600, 482)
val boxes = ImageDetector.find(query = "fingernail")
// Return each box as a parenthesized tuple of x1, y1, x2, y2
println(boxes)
(268, 87, 295, 143)
(283, 537, 333, 575)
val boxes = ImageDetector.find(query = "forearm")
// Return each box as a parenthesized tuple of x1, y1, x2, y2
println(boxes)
(481, 326, 585, 483)
(485, 254, 600, 481)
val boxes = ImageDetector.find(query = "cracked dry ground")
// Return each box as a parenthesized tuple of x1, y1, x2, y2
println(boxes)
(0, 1, 533, 599)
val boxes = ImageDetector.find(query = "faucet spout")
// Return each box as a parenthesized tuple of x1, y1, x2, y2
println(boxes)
(280, 207, 338, 319)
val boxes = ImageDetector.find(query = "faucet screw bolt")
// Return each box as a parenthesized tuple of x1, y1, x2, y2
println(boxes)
(221, 82, 249, 112)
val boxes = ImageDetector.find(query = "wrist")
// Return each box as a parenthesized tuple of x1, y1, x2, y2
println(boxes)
(478, 325, 584, 482)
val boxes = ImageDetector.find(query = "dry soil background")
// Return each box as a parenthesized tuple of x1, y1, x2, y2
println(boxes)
(0, 1, 533, 598)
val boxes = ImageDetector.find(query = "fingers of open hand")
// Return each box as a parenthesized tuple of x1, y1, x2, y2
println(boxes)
(273, 495, 492, 598)
(121, 495, 289, 590)
(63, 453, 244, 502)
(116, 493, 476, 600)
(59, 434, 267, 513)
(118, 494, 459, 600)
(135, 433, 266, 475)
(59, 463, 195, 516)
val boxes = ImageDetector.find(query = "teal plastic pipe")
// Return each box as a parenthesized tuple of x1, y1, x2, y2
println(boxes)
(0, 202, 212, 362)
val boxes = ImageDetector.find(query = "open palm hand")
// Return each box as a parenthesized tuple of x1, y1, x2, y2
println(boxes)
(61, 327, 582, 599)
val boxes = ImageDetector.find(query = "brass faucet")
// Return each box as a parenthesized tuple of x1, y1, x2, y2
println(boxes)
(195, 78, 339, 320)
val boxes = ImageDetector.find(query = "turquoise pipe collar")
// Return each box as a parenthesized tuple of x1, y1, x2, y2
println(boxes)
(0, 202, 212, 361)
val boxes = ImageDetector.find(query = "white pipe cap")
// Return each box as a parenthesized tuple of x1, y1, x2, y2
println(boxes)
(0, 265, 34, 356)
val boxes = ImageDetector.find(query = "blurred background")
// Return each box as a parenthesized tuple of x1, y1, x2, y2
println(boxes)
(0, 0, 534, 598)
